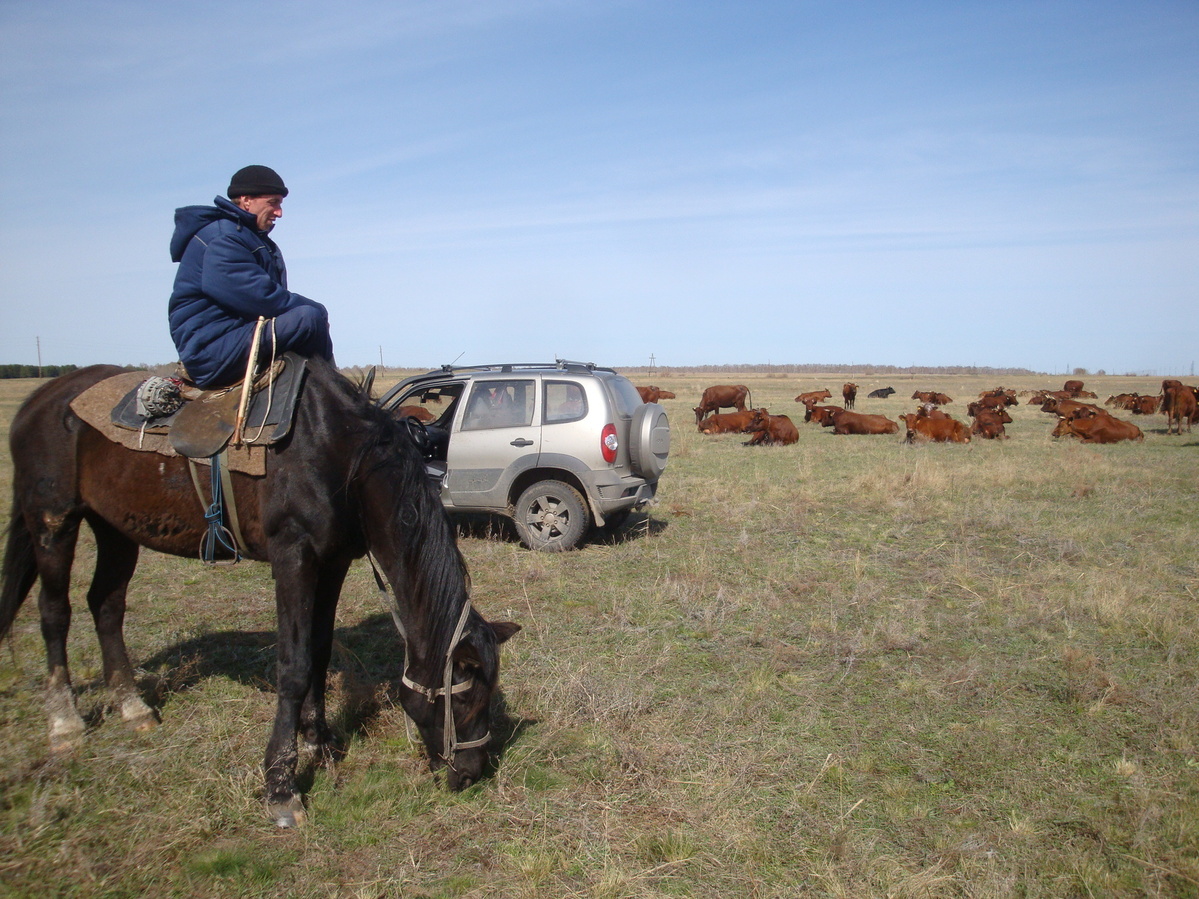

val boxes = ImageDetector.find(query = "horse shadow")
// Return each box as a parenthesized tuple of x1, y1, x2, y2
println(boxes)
(134, 612, 534, 782)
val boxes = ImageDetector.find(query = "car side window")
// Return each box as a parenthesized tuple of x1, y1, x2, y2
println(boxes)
(545, 381, 587, 424)
(461, 380, 535, 430)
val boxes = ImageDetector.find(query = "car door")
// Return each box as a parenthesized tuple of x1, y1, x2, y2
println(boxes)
(445, 378, 541, 508)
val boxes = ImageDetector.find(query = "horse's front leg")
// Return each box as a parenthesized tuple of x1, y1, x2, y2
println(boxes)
(299, 559, 350, 758)
(264, 555, 319, 828)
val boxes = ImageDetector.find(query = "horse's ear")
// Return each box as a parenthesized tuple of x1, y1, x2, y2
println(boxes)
(490, 621, 521, 644)
(360, 366, 377, 397)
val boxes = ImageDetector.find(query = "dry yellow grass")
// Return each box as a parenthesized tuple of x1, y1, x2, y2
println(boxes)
(1, 368, 1197, 897)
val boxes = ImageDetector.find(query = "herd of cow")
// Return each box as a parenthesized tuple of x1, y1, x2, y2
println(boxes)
(634, 378, 1199, 447)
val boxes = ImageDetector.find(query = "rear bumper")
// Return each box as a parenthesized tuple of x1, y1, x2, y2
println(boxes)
(586, 476, 658, 525)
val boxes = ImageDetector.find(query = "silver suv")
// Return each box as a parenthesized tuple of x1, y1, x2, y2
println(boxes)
(380, 361, 670, 551)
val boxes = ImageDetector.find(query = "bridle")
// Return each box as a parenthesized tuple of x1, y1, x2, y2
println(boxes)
(367, 553, 490, 767)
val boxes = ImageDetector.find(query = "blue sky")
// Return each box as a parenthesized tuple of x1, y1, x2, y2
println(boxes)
(2, 1, 1196, 374)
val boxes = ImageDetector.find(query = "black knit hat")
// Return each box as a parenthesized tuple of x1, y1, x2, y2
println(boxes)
(227, 165, 289, 199)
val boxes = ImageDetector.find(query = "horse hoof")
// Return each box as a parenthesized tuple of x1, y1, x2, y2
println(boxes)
(48, 716, 85, 754)
(120, 697, 159, 732)
(267, 797, 307, 828)
(49, 732, 83, 755)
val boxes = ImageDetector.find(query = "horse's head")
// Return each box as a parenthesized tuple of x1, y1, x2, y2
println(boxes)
(399, 610, 520, 790)
(343, 389, 521, 788)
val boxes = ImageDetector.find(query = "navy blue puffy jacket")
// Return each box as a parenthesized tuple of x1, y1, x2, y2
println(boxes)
(168, 196, 327, 386)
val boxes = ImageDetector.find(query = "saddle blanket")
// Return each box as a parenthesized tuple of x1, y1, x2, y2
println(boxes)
(68, 357, 308, 476)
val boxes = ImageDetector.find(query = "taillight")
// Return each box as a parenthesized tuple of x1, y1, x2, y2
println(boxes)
(601, 423, 618, 463)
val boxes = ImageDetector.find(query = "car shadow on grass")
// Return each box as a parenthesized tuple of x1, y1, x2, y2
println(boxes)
(451, 510, 668, 549)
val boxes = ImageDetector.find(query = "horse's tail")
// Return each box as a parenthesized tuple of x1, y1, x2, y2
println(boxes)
(0, 505, 37, 642)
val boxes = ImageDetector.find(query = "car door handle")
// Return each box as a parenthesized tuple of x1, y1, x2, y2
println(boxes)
(510, 438, 535, 447)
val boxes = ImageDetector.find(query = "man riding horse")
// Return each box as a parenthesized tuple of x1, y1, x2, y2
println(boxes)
(168, 165, 334, 387)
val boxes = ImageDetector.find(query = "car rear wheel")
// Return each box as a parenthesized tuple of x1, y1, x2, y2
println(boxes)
(513, 480, 590, 551)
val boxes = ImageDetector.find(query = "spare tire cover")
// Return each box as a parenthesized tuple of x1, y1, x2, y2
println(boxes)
(628, 403, 670, 481)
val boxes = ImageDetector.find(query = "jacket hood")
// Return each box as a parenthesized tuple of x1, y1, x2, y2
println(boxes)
(169, 196, 258, 262)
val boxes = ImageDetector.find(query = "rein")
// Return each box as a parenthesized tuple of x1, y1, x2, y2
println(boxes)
(366, 552, 489, 766)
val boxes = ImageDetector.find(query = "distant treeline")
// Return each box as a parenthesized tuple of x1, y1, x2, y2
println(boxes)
(0, 364, 82, 379)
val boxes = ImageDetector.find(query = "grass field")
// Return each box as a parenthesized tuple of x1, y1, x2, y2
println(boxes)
(1, 369, 1197, 898)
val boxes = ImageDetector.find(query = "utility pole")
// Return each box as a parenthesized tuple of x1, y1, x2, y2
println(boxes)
(36, 336, 42, 378)
(379, 346, 384, 368)
(649, 354, 655, 377)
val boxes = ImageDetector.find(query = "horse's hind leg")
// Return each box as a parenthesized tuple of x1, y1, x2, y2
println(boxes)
(29, 513, 87, 752)
(85, 516, 156, 731)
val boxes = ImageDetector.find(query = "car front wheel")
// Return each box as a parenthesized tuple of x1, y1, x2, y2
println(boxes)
(513, 480, 591, 551)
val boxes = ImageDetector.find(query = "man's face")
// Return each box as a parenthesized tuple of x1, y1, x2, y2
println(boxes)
(236, 195, 284, 232)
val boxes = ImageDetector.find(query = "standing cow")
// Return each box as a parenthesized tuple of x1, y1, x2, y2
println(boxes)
(1163, 385, 1197, 435)
(842, 383, 858, 410)
(694, 384, 751, 424)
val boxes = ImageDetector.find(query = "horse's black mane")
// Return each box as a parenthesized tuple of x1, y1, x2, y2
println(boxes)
(308, 360, 473, 660)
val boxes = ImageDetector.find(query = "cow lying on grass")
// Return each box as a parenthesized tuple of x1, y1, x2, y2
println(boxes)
(825, 409, 899, 436)
(1052, 411, 1143, 443)
(969, 407, 1012, 440)
(697, 409, 762, 434)
(743, 410, 799, 446)
(900, 413, 971, 443)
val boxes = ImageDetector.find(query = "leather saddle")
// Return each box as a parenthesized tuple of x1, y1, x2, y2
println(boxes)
(110, 353, 309, 458)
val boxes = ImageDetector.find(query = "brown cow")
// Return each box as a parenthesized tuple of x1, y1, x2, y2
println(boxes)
(395, 405, 435, 422)
(900, 413, 971, 443)
(973, 392, 1016, 411)
(912, 391, 952, 405)
(795, 389, 832, 406)
(697, 409, 760, 434)
(915, 404, 949, 420)
(804, 404, 844, 425)
(1159, 380, 1185, 413)
(1053, 412, 1143, 443)
(970, 407, 1012, 439)
(1132, 395, 1159, 415)
(827, 409, 899, 435)
(657, 389, 676, 399)
(842, 383, 858, 410)
(1163, 385, 1198, 435)
(979, 387, 1018, 406)
(1040, 397, 1102, 419)
(636, 386, 661, 403)
(743, 410, 799, 446)
(968, 401, 1011, 418)
(1063, 379, 1085, 396)
(694, 384, 751, 424)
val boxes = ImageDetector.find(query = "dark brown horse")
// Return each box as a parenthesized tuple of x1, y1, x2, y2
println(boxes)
(0, 360, 519, 827)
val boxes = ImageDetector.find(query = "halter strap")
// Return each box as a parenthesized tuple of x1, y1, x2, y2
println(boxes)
(367, 552, 490, 763)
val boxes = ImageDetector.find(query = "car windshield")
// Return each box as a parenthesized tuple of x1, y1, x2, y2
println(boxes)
(396, 382, 463, 428)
